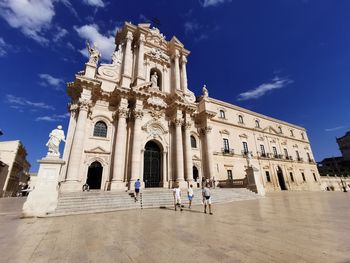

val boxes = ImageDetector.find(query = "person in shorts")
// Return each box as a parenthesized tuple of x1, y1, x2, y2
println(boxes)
(202, 183, 213, 215)
(188, 184, 194, 208)
(134, 179, 141, 202)
(173, 185, 182, 211)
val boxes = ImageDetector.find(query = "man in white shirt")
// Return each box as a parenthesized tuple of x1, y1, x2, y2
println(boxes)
(187, 184, 194, 208)
(173, 185, 182, 211)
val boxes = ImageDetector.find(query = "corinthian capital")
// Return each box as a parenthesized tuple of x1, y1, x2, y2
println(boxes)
(174, 118, 184, 127)
(183, 121, 192, 130)
(117, 108, 129, 119)
(200, 126, 212, 135)
(133, 109, 144, 120)
(139, 34, 145, 44)
(126, 31, 133, 42)
(181, 55, 187, 64)
(79, 100, 91, 112)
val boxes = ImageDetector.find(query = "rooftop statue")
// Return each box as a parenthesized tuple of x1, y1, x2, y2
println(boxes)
(46, 125, 66, 157)
(202, 84, 209, 98)
(87, 42, 101, 65)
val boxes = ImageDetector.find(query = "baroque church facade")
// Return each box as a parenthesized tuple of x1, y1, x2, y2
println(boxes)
(59, 22, 321, 192)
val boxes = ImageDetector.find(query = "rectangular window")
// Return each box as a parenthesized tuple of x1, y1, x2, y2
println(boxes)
(296, 150, 300, 159)
(243, 142, 249, 154)
(260, 145, 266, 156)
(238, 115, 244, 124)
(313, 173, 317, 182)
(220, 110, 225, 119)
(265, 171, 271, 182)
(223, 138, 230, 152)
(290, 172, 294, 182)
(227, 170, 233, 180)
(272, 146, 278, 157)
(284, 148, 289, 159)
(302, 172, 306, 182)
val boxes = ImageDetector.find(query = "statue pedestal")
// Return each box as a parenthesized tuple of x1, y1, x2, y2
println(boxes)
(246, 166, 266, 196)
(84, 62, 97, 78)
(22, 157, 65, 217)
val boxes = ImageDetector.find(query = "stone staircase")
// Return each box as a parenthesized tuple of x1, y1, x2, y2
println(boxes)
(51, 188, 260, 217)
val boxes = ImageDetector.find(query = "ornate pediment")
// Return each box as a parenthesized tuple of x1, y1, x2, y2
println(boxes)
(142, 120, 168, 135)
(147, 96, 167, 108)
(85, 146, 110, 154)
(219, 129, 230, 135)
(239, 133, 248, 139)
(145, 27, 167, 49)
(145, 47, 170, 65)
(262, 126, 280, 135)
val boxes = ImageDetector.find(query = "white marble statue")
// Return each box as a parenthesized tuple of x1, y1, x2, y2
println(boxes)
(202, 84, 208, 98)
(247, 152, 253, 167)
(46, 125, 66, 157)
(111, 44, 123, 64)
(87, 42, 101, 65)
(151, 72, 158, 88)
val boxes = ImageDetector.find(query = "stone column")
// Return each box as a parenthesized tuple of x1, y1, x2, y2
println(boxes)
(174, 117, 186, 187)
(184, 118, 193, 183)
(136, 34, 145, 85)
(162, 151, 168, 187)
(121, 31, 133, 89)
(129, 103, 144, 188)
(110, 105, 129, 190)
(203, 126, 215, 180)
(63, 100, 90, 191)
(173, 50, 181, 91)
(180, 55, 188, 91)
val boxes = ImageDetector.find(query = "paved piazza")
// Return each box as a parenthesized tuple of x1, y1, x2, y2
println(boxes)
(1, 192, 350, 263)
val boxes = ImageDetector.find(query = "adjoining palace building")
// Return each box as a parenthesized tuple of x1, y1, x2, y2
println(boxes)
(59, 22, 321, 192)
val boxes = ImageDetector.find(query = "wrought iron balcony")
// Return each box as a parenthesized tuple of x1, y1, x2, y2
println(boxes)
(257, 152, 270, 158)
(242, 150, 253, 157)
(308, 158, 315, 164)
(222, 148, 234, 155)
(297, 157, 304, 162)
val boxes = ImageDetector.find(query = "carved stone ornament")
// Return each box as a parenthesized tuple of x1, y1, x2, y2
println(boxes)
(147, 96, 167, 108)
(97, 50, 122, 81)
(200, 126, 212, 135)
(142, 120, 169, 135)
(239, 133, 248, 139)
(183, 121, 192, 130)
(117, 108, 129, 119)
(219, 129, 230, 135)
(174, 118, 183, 127)
(150, 110, 163, 120)
(126, 31, 133, 42)
(293, 144, 298, 148)
(202, 84, 209, 98)
(257, 136, 264, 141)
(133, 109, 144, 119)
(79, 100, 91, 111)
(147, 47, 170, 64)
(281, 140, 287, 145)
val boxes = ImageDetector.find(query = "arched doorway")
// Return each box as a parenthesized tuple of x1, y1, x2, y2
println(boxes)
(86, 161, 103, 189)
(277, 167, 287, 191)
(143, 141, 161, 188)
(193, 166, 199, 181)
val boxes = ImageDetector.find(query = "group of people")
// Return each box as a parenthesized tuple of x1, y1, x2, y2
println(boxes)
(173, 183, 213, 215)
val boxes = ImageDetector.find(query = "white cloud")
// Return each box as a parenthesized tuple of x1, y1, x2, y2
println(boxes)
(237, 77, 292, 101)
(5, 94, 55, 110)
(74, 24, 115, 61)
(39, 74, 64, 90)
(53, 27, 68, 42)
(83, 0, 105, 7)
(184, 21, 200, 34)
(0, 0, 57, 45)
(325, 126, 346, 132)
(199, 0, 231, 7)
(36, 113, 69, 122)
(0, 37, 9, 56)
(194, 33, 209, 42)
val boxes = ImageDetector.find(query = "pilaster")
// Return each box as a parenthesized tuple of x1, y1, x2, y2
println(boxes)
(121, 31, 134, 89)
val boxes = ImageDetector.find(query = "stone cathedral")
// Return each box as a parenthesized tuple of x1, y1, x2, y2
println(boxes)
(59, 22, 321, 192)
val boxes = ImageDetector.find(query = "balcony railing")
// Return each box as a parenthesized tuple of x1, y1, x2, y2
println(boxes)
(257, 152, 270, 158)
(242, 151, 253, 157)
(297, 157, 304, 162)
(221, 148, 234, 155)
(308, 158, 315, 164)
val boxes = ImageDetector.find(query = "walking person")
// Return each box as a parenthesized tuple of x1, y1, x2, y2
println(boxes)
(134, 179, 141, 202)
(202, 183, 213, 215)
(187, 184, 194, 208)
(173, 185, 183, 211)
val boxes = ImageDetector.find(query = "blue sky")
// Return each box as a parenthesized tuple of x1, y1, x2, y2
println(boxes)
(1, 0, 349, 171)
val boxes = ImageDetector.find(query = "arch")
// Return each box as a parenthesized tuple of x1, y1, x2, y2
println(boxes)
(190, 135, 197, 148)
(86, 161, 103, 189)
(93, 121, 107, 137)
(143, 140, 162, 188)
(150, 67, 162, 90)
(238, 114, 244, 124)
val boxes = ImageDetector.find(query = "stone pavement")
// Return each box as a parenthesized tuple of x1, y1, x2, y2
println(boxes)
(0, 192, 350, 263)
